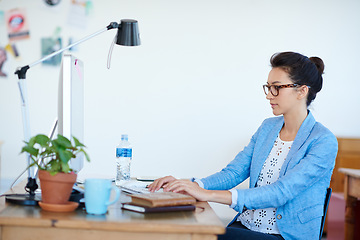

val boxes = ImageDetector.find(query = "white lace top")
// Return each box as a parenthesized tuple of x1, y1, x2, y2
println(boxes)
(237, 136, 293, 234)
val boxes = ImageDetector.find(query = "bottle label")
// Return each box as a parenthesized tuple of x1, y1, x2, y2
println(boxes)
(116, 148, 132, 158)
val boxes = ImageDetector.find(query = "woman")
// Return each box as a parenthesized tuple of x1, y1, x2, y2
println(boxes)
(148, 52, 338, 240)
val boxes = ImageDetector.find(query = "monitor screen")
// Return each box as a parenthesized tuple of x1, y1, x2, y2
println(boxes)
(58, 54, 84, 173)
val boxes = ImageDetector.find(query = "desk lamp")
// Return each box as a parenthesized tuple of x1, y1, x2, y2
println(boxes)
(6, 19, 140, 206)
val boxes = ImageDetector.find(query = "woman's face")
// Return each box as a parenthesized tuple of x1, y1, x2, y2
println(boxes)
(265, 67, 306, 116)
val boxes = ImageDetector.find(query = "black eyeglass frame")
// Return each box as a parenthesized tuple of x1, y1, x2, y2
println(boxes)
(262, 83, 301, 97)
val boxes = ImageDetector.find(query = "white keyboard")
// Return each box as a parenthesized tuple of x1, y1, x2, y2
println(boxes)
(120, 186, 151, 194)
(119, 180, 163, 194)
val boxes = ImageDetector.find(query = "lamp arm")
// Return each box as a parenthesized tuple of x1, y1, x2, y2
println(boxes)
(13, 22, 120, 195)
(15, 22, 120, 79)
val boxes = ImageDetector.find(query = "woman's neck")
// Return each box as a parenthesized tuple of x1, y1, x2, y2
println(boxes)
(280, 108, 308, 141)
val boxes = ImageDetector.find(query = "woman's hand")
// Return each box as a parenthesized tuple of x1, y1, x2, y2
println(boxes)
(148, 176, 232, 205)
(163, 179, 211, 202)
(147, 175, 177, 192)
(148, 176, 209, 201)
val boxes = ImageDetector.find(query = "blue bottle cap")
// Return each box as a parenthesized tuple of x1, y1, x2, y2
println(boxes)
(121, 134, 128, 141)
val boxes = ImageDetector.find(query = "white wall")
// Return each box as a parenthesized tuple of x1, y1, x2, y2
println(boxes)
(0, 0, 359, 182)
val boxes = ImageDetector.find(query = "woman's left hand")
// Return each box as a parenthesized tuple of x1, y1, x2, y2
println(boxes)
(163, 179, 210, 202)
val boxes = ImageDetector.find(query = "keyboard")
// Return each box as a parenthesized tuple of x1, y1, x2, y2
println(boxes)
(121, 186, 151, 194)
(119, 180, 163, 194)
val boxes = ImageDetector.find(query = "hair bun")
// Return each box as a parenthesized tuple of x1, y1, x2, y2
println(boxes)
(309, 57, 325, 75)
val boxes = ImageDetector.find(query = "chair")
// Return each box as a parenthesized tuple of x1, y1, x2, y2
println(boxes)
(319, 188, 332, 240)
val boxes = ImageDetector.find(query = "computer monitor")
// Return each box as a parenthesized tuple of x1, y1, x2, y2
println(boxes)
(58, 54, 84, 173)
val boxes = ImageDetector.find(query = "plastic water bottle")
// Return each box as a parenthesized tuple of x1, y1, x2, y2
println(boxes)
(115, 134, 132, 186)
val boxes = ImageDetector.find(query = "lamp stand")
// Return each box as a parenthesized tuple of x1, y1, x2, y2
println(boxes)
(5, 21, 134, 206)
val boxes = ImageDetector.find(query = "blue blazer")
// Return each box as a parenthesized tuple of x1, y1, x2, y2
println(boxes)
(201, 111, 338, 240)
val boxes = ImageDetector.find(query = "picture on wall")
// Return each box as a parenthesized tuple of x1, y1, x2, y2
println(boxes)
(5, 8, 30, 42)
(0, 47, 8, 77)
(41, 37, 62, 66)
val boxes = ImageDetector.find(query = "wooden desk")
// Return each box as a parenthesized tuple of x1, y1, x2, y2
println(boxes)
(0, 182, 225, 240)
(339, 168, 360, 240)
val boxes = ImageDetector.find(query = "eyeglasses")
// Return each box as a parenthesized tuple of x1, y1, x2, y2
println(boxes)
(262, 83, 299, 97)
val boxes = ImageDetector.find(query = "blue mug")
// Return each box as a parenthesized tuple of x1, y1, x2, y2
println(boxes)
(85, 178, 120, 215)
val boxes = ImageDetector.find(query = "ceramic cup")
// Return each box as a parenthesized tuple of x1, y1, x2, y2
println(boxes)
(84, 178, 120, 215)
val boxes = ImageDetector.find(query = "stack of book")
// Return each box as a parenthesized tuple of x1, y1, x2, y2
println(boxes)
(122, 192, 196, 213)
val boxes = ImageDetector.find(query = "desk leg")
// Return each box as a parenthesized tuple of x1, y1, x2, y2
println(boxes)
(344, 175, 356, 240)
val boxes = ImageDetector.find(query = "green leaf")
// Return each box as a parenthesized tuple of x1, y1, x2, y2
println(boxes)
(49, 169, 58, 176)
(28, 136, 36, 147)
(35, 134, 50, 147)
(21, 146, 39, 156)
(51, 140, 64, 154)
(49, 160, 61, 172)
(81, 149, 91, 162)
(42, 147, 54, 156)
(20, 133, 91, 175)
(73, 136, 85, 148)
(58, 149, 73, 163)
(56, 134, 72, 148)
(61, 162, 70, 173)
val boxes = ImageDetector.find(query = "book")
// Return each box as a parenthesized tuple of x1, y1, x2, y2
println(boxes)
(129, 192, 196, 208)
(122, 203, 196, 213)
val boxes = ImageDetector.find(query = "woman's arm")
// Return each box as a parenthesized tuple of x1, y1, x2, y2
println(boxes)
(233, 131, 338, 212)
(148, 177, 232, 205)
(165, 179, 232, 204)
(200, 121, 264, 190)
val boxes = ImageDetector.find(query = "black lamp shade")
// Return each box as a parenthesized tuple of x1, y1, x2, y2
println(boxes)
(116, 19, 141, 46)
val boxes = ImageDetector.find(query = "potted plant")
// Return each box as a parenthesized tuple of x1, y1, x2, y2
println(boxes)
(21, 134, 90, 205)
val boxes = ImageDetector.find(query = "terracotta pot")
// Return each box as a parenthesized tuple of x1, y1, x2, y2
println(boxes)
(38, 170, 77, 204)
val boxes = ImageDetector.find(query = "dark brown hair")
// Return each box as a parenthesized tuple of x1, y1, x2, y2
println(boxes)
(270, 52, 324, 106)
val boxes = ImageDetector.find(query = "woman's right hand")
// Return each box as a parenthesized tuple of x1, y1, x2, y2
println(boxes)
(148, 175, 177, 192)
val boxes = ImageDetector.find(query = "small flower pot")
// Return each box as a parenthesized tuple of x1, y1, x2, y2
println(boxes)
(38, 170, 77, 204)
